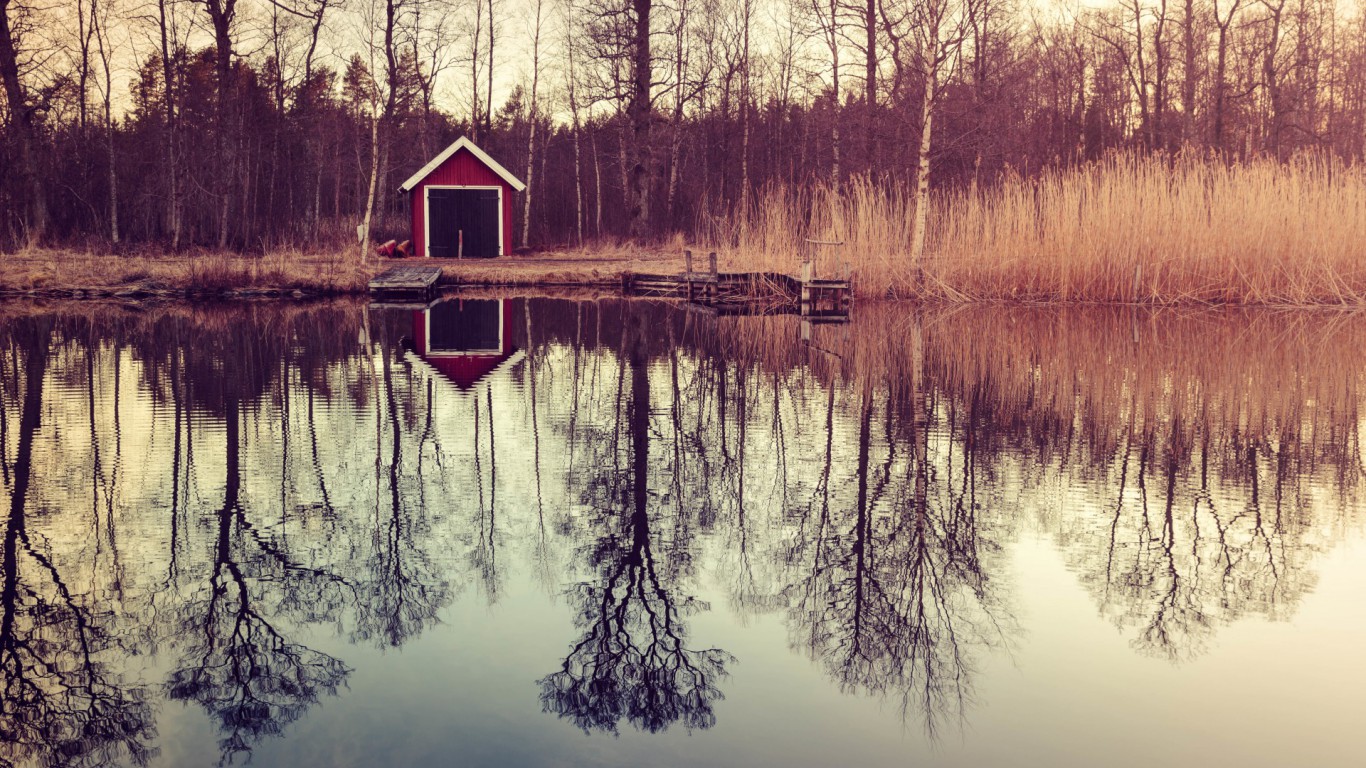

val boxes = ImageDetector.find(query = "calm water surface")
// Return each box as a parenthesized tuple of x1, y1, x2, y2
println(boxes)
(1, 297, 1362, 767)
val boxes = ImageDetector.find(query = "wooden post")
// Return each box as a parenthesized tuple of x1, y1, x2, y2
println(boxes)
(684, 249, 693, 274)
(708, 251, 717, 277)
(800, 259, 813, 313)
(458, 230, 464, 260)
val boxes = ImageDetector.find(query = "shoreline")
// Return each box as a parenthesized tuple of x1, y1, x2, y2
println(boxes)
(7, 248, 1366, 308)
(0, 248, 682, 301)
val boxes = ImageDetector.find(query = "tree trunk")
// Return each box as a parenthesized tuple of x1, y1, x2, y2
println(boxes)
(1182, 0, 1196, 144)
(205, 0, 238, 248)
(910, 59, 936, 265)
(627, 0, 653, 238)
(1264, 2, 1286, 157)
(592, 131, 603, 237)
(470, 0, 483, 140)
(1214, 24, 1229, 149)
(360, 113, 381, 263)
(865, 0, 876, 170)
(740, 0, 752, 219)
(158, 0, 180, 247)
(522, 0, 543, 247)
(486, 0, 495, 136)
(102, 51, 118, 244)
(1152, 0, 1169, 149)
(0, 0, 49, 242)
(567, 5, 585, 245)
(828, 0, 841, 186)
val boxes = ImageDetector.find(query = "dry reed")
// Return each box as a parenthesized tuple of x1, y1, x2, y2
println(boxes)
(700, 153, 1366, 304)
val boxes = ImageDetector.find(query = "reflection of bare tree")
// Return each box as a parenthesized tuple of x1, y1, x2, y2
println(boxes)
(167, 396, 350, 764)
(351, 345, 453, 648)
(0, 323, 156, 768)
(787, 382, 1012, 736)
(1080, 417, 1321, 661)
(540, 322, 732, 735)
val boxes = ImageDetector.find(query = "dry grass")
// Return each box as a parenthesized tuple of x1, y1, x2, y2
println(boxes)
(700, 153, 1366, 304)
(0, 248, 374, 295)
(0, 242, 706, 297)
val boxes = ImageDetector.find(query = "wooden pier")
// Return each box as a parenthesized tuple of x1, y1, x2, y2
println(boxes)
(369, 265, 442, 303)
(622, 250, 852, 320)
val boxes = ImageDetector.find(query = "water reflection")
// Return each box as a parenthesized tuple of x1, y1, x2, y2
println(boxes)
(0, 298, 1360, 765)
(1, 318, 156, 768)
(539, 316, 732, 735)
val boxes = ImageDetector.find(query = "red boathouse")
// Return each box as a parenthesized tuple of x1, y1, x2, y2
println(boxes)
(398, 137, 526, 258)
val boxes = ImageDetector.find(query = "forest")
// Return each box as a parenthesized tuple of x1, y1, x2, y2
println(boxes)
(2, 0, 1366, 254)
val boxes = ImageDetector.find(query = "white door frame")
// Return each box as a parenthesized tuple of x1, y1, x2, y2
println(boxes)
(423, 185, 504, 258)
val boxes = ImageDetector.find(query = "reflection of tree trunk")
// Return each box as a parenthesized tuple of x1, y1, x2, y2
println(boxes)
(630, 319, 649, 550)
(169, 349, 184, 578)
(379, 345, 416, 640)
(87, 338, 105, 550)
(3, 328, 48, 635)
(850, 386, 874, 654)
(487, 387, 497, 513)
(223, 395, 240, 529)
(307, 386, 334, 516)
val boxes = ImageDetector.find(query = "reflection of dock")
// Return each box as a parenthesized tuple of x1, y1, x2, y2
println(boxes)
(369, 266, 442, 302)
(623, 250, 852, 320)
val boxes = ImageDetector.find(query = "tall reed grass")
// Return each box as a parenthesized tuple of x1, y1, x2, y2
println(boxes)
(700, 153, 1366, 304)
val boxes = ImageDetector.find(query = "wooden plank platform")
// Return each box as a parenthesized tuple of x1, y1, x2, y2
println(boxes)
(369, 265, 442, 301)
(622, 266, 852, 321)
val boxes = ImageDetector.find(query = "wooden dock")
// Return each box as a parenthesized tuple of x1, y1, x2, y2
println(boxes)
(622, 250, 852, 320)
(369, 265, 442, 302)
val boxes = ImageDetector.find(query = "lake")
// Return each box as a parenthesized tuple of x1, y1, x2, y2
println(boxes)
(1, 296, 1362, 767)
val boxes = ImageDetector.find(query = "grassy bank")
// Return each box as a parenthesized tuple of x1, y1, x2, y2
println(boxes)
(0, 246, 695, 299)
(703, 153, 1366, 304)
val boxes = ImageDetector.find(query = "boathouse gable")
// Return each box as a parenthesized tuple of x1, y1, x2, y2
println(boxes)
(400, 137, 525, 259)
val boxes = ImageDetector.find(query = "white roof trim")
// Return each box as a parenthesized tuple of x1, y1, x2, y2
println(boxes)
(398, 136, 526, 193)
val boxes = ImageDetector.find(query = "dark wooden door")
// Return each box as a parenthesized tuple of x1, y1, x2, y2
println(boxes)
(426, 188, 501, 258)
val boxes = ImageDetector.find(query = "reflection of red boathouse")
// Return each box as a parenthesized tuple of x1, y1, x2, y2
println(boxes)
(406, 298, 522, 389)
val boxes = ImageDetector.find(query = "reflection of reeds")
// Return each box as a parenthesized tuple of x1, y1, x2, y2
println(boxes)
(700, 154, 1366, 303)
(688, 303, 1361, 661)
(695, 303, 1366, 493)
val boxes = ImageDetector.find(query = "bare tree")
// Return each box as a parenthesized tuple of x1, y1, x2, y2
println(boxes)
(523, 0, 547, 246)
(562, 0, 586, 244)
(812, 0, 843, 184)
(0, 0, 50, 241)
(411, 0, 458, 158)
(883, 0, 975, 263)
(356, 0, 399, 261)
(91, 0, 118, 243)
